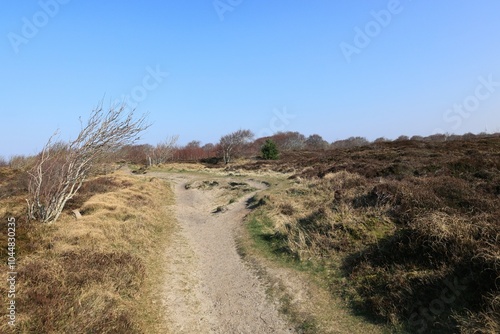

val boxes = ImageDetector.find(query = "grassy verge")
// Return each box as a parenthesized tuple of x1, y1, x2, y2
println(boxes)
(0, 169, 174, 333)
(243, 209, 323, 333)
(245, 208, 322, 273)
(241, 194, 393, 334)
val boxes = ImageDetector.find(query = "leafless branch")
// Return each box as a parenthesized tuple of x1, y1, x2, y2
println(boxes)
(219, 129, 254, 164)
(27, 103, 150, 223)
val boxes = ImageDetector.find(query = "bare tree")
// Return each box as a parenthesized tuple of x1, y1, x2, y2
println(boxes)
(118, 144, 153, 165)
(410, 135, 424, 141)
(27, 103, 149, 223)
(186, 140, 201, 148)
(331, 136, 370, 149)
(272, 131, 305, 151)
(305, 134, 329, 150)
(219, 129, 254, 164)
(374, 137, 389, 143)
(395, 135, 410, 141)
(430, 134, 449, 141)
(148, 135, 178, 165)
(202, 143, 215, 151)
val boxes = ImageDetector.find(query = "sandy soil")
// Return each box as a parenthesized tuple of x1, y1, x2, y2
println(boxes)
(158, 173, 294, 333)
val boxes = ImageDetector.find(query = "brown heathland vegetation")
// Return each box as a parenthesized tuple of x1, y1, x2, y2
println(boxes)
(232, 135, 500, 333)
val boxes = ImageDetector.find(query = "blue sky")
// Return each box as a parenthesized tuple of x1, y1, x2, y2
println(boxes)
(1, 0, 500, 157)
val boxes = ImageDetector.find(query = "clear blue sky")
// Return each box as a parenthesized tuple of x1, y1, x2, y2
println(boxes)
(2, 0, 500, 157)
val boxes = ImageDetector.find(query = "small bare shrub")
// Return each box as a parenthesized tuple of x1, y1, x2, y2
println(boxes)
(148, 135, 178, 165)
(27, 103, 149, 223)
(219, 129, 254, 164)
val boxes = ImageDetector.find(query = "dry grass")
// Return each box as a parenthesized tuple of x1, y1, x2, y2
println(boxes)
(262, 171, 393, 260)
(154, 160, 296, 179)
(149, 162, 209, 173)
(0, 169, 174, 333)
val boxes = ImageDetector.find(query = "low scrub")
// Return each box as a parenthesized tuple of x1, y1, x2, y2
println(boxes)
(245, 136, 500, 333)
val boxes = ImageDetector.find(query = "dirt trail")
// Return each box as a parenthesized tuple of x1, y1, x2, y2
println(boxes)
(158, 173, 294, 333)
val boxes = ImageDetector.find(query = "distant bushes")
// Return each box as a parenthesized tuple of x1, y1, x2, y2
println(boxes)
(0, 166, 29, 201)
(331, 136, 370, 148)
(112, 131, 500, 166)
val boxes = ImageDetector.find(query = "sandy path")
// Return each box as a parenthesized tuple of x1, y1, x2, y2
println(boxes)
(159, 173, 294, 333)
